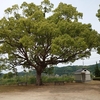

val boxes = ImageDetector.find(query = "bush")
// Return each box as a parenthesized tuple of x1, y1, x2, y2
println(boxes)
(28, 77, 36, 84)
(3, 74, 8, 79)
(42, 76, 57, 83)
(46, 77, 58, 83)
(42, 76, 48, 83)
(42, 75, 74, 83)
(56, 76, 74, 83)
(93, 77, 100, 81)
(0, 75, 75, 85)
(1, 79, 16, 85)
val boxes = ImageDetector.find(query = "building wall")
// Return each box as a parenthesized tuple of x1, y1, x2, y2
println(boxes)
(74, 74, 82, 82)
(74, 74, 91, 82)
(85, 74, 91, 81)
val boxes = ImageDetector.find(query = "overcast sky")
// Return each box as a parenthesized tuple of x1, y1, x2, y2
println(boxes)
(0, 0, 100, 66)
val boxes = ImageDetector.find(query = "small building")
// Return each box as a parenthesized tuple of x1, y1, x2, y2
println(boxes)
(74, 68, 91, 82)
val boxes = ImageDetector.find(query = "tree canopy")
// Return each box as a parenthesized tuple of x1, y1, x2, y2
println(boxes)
(0, 0, 99, 85)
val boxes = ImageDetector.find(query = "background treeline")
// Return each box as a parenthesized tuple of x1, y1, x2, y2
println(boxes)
(0, 63, 100, 85)
(0, 64, 100, 77)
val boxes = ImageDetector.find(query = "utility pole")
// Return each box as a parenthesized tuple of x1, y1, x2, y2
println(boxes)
(82, 60, 84, 68)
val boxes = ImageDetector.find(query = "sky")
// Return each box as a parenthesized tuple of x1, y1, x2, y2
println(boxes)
(0, 0, 100, 67)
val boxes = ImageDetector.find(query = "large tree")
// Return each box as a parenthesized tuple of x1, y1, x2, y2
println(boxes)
(0, 0, 99, 85)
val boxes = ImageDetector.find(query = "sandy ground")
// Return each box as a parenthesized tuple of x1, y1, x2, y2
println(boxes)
(0, 81, 100, 100)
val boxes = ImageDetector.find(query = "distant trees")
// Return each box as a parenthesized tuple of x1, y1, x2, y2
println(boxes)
(3, 72, 14, 79)
(43, 65, 54, 75)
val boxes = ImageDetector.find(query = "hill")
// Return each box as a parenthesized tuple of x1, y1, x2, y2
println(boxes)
(0, 64, 99, 76)
(53, 64, 98, 76)
(17, 64, 99, 76)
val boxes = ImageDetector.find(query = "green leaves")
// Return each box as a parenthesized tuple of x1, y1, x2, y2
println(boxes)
(19, 35, 34, 48)
(51, 34, 88, 60)
(53, 2, 83, 22)
(40, 0, 54, 14)
(51, 34, 74, 55)
(21, 2, 39, 17)
(75, 37, 87, 48)
(96, 5, 100, 21)
(4, 4, 19, 19)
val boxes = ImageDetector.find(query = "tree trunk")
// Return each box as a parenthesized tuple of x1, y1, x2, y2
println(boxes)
(36, 71, 43, 86)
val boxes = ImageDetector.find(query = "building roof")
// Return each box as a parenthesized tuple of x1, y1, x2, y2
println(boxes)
(74, 68, 90, 74)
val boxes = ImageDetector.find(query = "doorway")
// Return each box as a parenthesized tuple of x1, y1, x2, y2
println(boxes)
(82, 73, 85, 82)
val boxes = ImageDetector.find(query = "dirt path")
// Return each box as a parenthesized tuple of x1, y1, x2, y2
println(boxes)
(0, 81, 100, 100)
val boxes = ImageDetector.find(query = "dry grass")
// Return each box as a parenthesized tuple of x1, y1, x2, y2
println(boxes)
(0, 84, 36, 93)
(0, 80, 100, 93)
(0, 81, 100, 100)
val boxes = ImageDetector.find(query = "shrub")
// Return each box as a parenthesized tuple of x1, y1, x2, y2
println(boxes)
(7, 72, 14, 78)
(1, 79, 16, 85)
(42, 76, 48, 83)
(42, 75, 74, 83)
(93, 77, 100, 80)
(3, 74, 8, 79)
(0, 75, 75, 85)
(28, 77, 36, 84)
(46, 77, 58, 83)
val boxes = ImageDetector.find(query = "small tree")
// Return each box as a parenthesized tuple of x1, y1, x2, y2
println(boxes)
(96, 5, 100, 62)
(94, 62, 100, 77)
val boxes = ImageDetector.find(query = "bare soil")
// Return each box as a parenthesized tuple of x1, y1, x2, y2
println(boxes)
(0, 81, 100, 100)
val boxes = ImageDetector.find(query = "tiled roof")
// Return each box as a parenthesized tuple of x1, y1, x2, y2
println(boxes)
(74, 68, 91, 74)
(75, 68, 87, 72)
